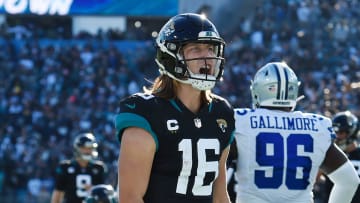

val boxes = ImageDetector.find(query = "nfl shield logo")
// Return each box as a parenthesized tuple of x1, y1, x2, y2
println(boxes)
(194, 118, 202, 128)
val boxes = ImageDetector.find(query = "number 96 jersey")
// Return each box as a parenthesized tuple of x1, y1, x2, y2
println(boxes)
(234, 108, 335, 203)
(115, 93, 235, 203)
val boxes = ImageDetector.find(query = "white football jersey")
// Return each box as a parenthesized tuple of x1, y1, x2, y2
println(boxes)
(234, 108, 335, 203)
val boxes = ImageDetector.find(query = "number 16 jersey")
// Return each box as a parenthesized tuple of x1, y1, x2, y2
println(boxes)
(233, 108, 335, 203)
(115, 93, 235, 203)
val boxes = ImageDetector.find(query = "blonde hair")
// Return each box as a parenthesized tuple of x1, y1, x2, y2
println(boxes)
(144, 75, 212, 104)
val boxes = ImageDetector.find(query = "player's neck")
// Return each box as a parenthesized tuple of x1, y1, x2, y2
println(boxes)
(176, 84, 201, 113)
(77, 158, 89, 167)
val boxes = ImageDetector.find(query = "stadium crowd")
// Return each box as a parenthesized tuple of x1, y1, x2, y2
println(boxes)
(0, 0, 359, 202)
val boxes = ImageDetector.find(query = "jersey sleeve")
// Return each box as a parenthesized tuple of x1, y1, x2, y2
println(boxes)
(92, 161, 108, 184)
(302, 112, 336, 155)
(114, 93, 159, 150)
(319, 115, 336, 147)
(53, 162, 68, 191)
(96, 160, 108, 183)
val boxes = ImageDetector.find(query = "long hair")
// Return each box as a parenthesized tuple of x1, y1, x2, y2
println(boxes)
(144, 75, 212, 105)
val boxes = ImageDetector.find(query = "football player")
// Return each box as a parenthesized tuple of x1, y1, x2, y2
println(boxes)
(84, 184, 117, 203)
(321, 111, 360, 203)
(233, 62, 359, 203)
(115, 13, 235, 203)
(51, 133, 107, 203)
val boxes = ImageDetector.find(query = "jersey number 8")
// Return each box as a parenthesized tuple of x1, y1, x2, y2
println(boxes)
(76, 174, 92, 197)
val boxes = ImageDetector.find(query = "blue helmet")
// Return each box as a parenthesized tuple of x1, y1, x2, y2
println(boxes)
(332, 111, 359, 139)
(155, 13, 225, 90)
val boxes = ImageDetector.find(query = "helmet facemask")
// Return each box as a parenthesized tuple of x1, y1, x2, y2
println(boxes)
(76, 147, 98, 161)
(178, 42, 224, 90)
(156, 39, 224, 91)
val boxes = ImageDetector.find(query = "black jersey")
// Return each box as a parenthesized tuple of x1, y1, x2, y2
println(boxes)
(53, 159, 107, 203)
(227, 139, 238, 203)
(115, 93, 235, 203)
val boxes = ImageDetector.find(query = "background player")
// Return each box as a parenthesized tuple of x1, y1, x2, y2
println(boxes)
(115, 13, 235, 203)
(51, 133, 107, 203)
(233, 62, 359, 203)
(319, 111, 360, 203)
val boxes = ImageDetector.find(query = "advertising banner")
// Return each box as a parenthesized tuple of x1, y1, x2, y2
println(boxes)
(0, 0, 178, 16)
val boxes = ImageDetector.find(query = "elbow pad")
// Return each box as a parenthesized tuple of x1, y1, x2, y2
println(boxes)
(327, 160, 360, 203)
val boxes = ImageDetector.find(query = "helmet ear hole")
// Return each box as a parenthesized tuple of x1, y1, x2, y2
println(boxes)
(157, 50, 187, 79)
(157, 51, 175, 69)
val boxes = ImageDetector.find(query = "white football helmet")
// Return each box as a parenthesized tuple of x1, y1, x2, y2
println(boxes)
(73, 133, 98, 161)
(250, 62, 301, 109)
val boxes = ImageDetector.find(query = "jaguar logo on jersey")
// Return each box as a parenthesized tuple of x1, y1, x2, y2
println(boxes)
(216, 119, 227, 133)
(194, 118, 202, 128)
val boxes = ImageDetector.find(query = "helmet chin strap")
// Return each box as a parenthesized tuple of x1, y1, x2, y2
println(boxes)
(80, 154, 93, 161)
(187, 71, 216, 90)
(156, 59, 216, 91)
(78, 151, 98, 161)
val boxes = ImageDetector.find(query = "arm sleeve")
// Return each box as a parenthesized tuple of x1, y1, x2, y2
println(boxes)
(327, 160, 360, 203)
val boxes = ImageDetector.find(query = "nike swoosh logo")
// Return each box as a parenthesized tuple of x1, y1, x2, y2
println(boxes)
(125, 103, 136, 109)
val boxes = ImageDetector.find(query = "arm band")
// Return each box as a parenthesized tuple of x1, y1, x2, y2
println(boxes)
(327, 160, 360, 203)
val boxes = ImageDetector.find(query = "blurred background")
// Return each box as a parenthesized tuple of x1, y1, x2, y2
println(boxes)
(0, 0, 359, 202)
